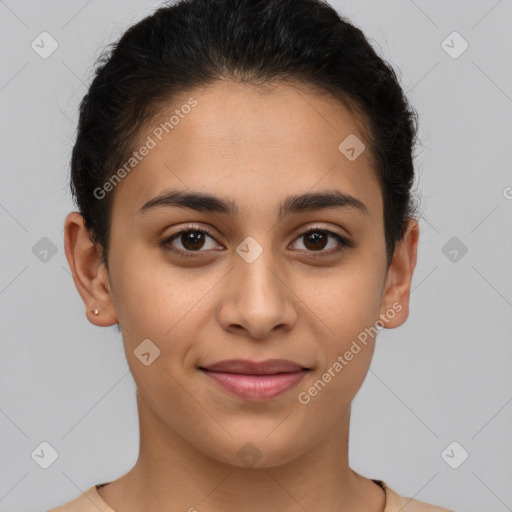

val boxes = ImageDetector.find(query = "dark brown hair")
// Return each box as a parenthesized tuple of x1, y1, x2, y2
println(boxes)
(69, 0, 419, 268)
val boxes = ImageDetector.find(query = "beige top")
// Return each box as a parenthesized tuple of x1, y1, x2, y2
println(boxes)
(47, 479, 454, 511)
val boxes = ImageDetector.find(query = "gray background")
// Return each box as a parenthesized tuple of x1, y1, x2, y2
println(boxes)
(0, 1, 511, 511)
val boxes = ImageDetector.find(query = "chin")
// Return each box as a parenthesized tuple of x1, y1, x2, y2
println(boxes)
(199, 430, 309, 470)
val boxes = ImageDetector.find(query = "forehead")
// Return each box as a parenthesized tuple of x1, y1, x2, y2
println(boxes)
(110, 79, 382, 222)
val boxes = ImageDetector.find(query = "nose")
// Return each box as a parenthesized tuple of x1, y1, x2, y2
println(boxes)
(216, 248, 298, 340)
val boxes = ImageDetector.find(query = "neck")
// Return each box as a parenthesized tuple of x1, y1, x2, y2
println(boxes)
(97, 392, 385, 512)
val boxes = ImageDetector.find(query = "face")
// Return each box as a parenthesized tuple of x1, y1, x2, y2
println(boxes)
(65, 80, 418, 469)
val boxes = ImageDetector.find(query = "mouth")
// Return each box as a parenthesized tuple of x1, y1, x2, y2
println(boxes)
(198, 359, 311, 401)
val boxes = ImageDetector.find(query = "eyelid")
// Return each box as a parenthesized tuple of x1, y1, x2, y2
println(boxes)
(160, 223, 221, 258)
(292, 224, 354, 254)
(297, 224, 352, 244)
(159, 222, 353, 258)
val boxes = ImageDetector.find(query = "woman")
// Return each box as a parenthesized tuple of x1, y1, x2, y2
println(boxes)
(50, 0, 453, 510)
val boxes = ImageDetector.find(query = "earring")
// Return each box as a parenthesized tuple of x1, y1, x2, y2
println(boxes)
(92, 308, 100, 315)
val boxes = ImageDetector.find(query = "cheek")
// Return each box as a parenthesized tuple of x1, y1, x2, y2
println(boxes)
(295, 282, 381, 414)
(300, 263, 383, 379)
(302, 264, 383, 335)
(110, 247, 225, 364)
(109, 244, 188, 334)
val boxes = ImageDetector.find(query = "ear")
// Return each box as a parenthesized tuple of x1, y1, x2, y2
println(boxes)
(63, 212, 118, 327)
(378, 218, 419, 329)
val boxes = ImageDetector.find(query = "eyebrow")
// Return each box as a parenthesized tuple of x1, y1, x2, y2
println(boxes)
(138, 189, 368, 220)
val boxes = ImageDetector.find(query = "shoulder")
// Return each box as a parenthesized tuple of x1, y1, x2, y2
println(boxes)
(378, 480, 455, 512)
(48, 479, 455, 512)
(47, 483, 115, 512)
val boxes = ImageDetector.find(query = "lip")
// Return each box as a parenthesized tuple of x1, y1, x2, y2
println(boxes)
(199, 359, 310, 401)
(201, 358, 307, 374)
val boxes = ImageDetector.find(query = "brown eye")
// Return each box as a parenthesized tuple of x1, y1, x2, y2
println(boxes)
(179, 230, 208, 251)
(159, 224, 352, 260)
(291, 228, 351, 256)
(159, 225, 222, 258)
(303, 231, 329, 251)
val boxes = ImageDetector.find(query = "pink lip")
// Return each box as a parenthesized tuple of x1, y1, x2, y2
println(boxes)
(199, 359, 310, 401)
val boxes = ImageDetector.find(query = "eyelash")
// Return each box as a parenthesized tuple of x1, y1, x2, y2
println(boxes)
(158, 223, 353, 259)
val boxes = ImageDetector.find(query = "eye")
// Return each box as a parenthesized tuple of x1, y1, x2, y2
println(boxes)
(159, 224, 222, 258)
(290, 226, 352, 256)
(159, 224, 353, 259)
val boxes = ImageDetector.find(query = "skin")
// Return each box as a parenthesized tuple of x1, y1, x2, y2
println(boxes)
(64, 80, 419, 512)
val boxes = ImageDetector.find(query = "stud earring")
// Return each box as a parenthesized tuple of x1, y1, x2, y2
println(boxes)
(92, 308, 100, 315)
